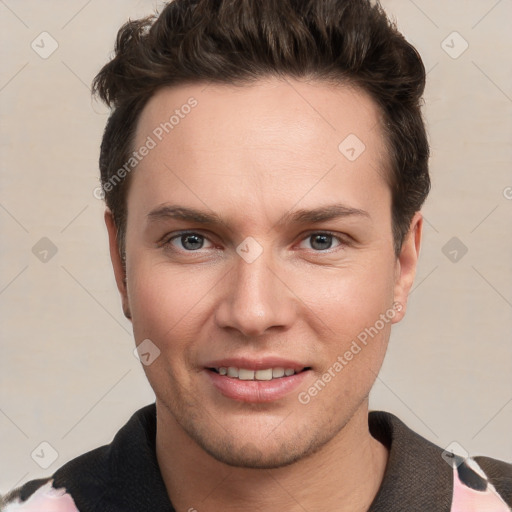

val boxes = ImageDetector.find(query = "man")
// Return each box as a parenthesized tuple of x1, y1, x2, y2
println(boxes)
(2, 0, 511, 510)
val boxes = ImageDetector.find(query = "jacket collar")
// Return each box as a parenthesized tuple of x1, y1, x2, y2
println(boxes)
(54, 404, 453, 511)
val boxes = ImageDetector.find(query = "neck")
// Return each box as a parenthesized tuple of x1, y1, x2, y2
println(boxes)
(155, 400, 389, 512)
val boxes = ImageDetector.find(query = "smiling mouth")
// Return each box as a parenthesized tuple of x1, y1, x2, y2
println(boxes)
(208, 366, 311, 381)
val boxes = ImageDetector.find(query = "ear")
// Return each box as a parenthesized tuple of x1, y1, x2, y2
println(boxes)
(392, 211, 423, 323)
(104, 209, 132, 321)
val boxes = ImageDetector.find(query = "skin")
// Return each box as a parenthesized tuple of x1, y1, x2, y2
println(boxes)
(105, 77, 422, 511)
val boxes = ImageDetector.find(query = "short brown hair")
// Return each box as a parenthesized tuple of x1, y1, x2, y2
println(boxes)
(93, 0, 430, 258)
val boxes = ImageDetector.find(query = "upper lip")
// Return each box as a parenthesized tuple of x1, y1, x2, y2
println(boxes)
(204, 357, 309, 372)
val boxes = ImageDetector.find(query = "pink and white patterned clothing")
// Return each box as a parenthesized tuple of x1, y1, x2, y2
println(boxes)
(2, 405, 511, 511)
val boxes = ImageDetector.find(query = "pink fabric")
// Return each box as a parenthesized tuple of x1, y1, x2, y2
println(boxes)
(2, 481, 78, 512)
(451, 467, 510, 512)
(5, 459, 511, 511)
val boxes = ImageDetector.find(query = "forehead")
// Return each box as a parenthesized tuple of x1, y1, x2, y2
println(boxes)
(128, 78, 391, 227)
(136, 77, 387, 158)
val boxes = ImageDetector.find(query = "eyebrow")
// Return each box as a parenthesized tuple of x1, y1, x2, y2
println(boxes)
(147, 203, 370, 229)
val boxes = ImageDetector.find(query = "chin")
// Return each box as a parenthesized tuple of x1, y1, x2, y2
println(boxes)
(155, 384, 351, 470)
(186, 420, 329, 470)
(200, 440, 311, 469)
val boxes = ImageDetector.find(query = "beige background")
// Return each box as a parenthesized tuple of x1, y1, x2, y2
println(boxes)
(1, 0, 511, 494)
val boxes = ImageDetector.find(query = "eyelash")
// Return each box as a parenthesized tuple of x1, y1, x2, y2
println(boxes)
(159, 230, 349, 254)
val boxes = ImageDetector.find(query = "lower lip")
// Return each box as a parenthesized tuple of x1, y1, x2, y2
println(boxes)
(205, 369, 310, 403)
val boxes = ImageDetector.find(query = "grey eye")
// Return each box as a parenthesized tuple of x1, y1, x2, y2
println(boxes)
(309, 233, 335, 251)
(177, 233, 205, 250)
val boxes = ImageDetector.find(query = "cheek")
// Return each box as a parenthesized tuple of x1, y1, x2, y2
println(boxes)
(299, 257, 396, 394)
(126, 257, 214, 343)
(126, 261, 212, 391)
(304, 259, 397, 337)
(304, 269, 395, 402)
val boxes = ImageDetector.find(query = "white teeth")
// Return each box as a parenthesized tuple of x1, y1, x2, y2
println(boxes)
(255, 368, 273, 381)
(238, 369, 255, 380)
(215, 366, 298, 380)
(272, 367, 285, 378)
(227, 367, 238, 378)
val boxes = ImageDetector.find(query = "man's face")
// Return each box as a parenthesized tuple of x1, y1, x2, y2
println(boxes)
(107, 78, 420, 468)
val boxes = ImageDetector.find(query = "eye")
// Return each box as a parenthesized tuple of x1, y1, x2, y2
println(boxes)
(298, 232, 344, 252)
(163, 231, 215, 251)
(159, 230, 347, 254)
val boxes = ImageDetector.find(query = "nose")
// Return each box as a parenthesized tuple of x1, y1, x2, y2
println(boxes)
(214, 246, 297, 338)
